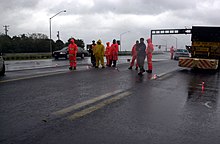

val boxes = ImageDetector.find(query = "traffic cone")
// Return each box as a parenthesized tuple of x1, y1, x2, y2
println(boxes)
(151, 74, 157, 80)
(202, 82, 205, 92)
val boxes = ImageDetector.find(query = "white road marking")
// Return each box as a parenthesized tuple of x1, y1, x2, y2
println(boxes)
(204, 101, 212, 109)
(52, 89, 124, 116)
(157, 68, 181, 78)
(68, 91, 132, 121)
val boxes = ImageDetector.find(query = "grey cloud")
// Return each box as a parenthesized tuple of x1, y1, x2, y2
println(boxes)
(0, 0, 39, 11)
(51, 0, 197, 16)
(1, 0, 220, 50)
(0, 0, 39, 27)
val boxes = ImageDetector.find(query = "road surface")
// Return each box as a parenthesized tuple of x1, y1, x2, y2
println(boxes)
(0, 54, 220, 144)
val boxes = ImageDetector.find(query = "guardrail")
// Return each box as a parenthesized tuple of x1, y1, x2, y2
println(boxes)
(3, 51, 165, 61)
(3, 53, 52, 60)
(118, 51, 164, 55)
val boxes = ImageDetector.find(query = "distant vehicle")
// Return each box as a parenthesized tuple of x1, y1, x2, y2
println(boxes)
(53, 47, 89, 60)
(0, 53, 5, 76)
(174, 49, 189, 60)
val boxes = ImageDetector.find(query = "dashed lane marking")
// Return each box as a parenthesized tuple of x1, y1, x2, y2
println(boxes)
(52, 89, 124, 116)
(68, 91, 132, 121)
(157, 68, 182, 78)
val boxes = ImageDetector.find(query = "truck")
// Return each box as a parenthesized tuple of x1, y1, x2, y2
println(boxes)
(178, 26, 220, 69)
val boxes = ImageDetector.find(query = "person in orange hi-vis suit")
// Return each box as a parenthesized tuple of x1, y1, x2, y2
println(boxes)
(146, 38, 154, 73)
(68, 39, 78, 70)
(170, 46, 175, 60)
(109, 39, 119, 67)
(105, 42, 111, 67)
(128, 40, 139, 70)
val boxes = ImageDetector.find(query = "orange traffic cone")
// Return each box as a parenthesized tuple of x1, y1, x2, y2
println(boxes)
(202, 82, 205, 92)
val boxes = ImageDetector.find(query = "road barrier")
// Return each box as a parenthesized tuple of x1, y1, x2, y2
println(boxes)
(3, 51, 164, 61)
(3, 53, 52, 60)
(118, 51, 164, 56)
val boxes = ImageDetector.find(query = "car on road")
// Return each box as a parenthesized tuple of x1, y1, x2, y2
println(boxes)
(0, 53, 5, 76)
(174, 49, 190, 60)
(53, 47, 89, 60)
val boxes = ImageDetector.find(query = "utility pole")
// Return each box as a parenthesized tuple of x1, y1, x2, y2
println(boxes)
(3, 25, 9, 36)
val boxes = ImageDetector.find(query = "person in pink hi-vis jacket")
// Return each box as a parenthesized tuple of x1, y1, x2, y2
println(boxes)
(105, 42, 111, 67)
(170, 46, 175, 59)
(128, 40, 139, 70)
(109, 39, 119, 67)
(146, 38, 154, 73)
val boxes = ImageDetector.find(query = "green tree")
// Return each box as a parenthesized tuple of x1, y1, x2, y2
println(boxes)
(0, 34, 12, 53)
(29, 33, 48, 40)
(54, 40, 65, 51)
(66, 38, 85, 49)
(1, 33, 83, 53)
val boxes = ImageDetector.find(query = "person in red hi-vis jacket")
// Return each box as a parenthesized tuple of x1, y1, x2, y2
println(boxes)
(128, 40, 139, 70)
(68, 39, 78, 70)
(105, 42, 111, 67)
(146, 38, 154, 73)
(109, 39, 119, 67)
(170, 46, 175, 59)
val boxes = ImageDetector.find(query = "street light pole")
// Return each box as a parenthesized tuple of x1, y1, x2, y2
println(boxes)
(49, 10, 66, 56)
(170, 35, 178, 49)
(119, 31, 130, 51)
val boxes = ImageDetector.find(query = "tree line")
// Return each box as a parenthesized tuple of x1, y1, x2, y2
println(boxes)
(0, 33, 85, 53)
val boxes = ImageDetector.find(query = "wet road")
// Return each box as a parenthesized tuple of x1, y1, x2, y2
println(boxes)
(0, 55, 220, 144)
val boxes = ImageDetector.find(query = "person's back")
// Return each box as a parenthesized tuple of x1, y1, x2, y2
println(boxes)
(90, 40, 96, 67)
(109, 39, 119, 67)
(137, 38, 146, 75)
(137, 41, 146, 57)
(111, 43, 119, 57)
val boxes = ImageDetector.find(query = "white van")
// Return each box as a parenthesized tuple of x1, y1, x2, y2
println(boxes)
(0, 54, 5, 76)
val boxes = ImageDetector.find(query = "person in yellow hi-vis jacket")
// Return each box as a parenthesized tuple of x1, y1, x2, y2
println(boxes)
(94, 39, 105, 68)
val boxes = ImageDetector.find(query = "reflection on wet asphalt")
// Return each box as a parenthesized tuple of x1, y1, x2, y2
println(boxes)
(185, 69, 220, 109)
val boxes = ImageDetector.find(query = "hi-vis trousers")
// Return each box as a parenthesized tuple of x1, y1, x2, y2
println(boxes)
(69, 54, 77, 68)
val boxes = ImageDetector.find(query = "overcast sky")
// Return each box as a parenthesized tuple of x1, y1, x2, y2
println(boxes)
(1, 0, 220, 51)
